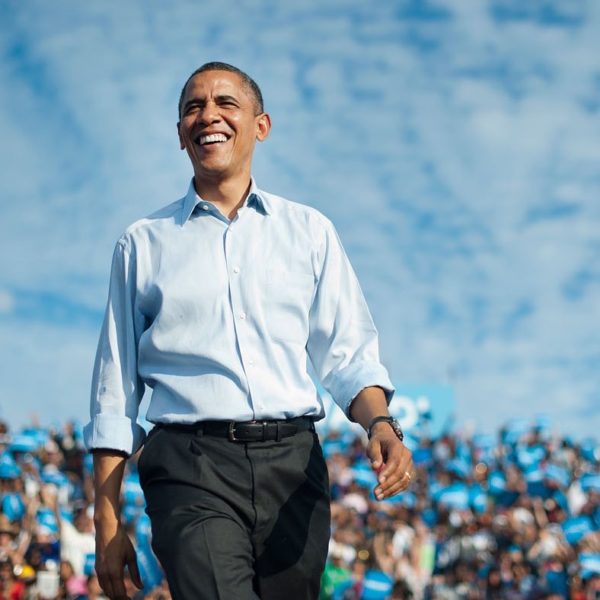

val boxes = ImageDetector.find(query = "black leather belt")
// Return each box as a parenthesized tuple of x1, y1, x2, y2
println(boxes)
(158, 416, 314, 442)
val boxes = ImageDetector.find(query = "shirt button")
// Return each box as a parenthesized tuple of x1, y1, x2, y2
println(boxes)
(248, 359, 254, 365)
(201, 204, 209, 211)
(239, 312, 246, 320)
(233, 267, 240, 274)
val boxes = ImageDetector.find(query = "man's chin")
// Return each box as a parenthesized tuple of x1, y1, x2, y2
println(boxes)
(194, 160, 229, 176)
(193, 163, 234, 182)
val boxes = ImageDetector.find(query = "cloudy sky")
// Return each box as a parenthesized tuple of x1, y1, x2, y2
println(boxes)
(1, 0, 599, 438)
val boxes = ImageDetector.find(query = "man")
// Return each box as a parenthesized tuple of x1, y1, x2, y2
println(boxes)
(84, 62, 413, 600)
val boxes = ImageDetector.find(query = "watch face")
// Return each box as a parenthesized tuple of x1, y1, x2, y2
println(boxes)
(390, 420, 404, 442)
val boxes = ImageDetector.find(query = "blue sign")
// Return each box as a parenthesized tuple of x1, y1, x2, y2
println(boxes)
(318, 384, 454, 438)
(435, 483, 470, 511)
(361, 570, 394, 600)
(580, 553, 600, 579)
(562, 516, 595, 545)
(0, 453, 21, 479)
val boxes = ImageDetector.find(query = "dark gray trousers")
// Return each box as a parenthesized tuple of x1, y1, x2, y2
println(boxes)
(138, 424, 330, 600)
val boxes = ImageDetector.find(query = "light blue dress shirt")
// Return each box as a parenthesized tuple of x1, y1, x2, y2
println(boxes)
(84, 179, 394, 455)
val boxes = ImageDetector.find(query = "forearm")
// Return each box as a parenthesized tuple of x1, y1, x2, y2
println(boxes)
(349, 386, 389, 431)
(91, 449, 144, 595)
(350, 386, 413, 500)
(92, 449, 127, 527)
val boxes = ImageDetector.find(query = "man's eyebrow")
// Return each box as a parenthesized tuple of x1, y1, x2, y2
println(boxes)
(215, 94, 240, 103)
(182, 97, 205, 110)
(182, 94, 241, 111)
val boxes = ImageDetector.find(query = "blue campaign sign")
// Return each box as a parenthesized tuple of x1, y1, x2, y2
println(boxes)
(562, 515, 595, 545)
(469, 484, 488, 514)
(2, 493, 25, 521)
(361, 570, 394, 600)
(317, 383, 455, 438)
(435, 483, 470, 511)
(517, 445, 545, 469)
(580, 553, 600, 579)
(488, 471, 507, 495)
(0, 453, 21, 479)
(8, 433, 39, 454)
(389, 385, 454, 437)
(83, 553, 96, 576)
(544, 464, 570, 488)
(581, 473, 600, 493)
(581, 439, 600, 464)
(37, 507, 59, 534)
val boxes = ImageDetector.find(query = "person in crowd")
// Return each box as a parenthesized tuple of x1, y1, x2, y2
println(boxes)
(59, 560, 87, 599)
(0, 554, 25, 600)
(86, 573, 108, 600)
(0, 411, 599, 598)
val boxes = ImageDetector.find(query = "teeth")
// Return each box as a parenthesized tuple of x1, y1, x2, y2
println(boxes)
(198, 133, 227, 145)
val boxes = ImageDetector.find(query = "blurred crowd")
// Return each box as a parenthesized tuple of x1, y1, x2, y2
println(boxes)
(0, 416, 598, 599)
(321, 419, 600, 600)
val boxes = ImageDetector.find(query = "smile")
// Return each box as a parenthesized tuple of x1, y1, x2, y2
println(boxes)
(196, 133, 229, 145)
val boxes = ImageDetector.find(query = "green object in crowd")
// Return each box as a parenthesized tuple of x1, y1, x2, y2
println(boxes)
(320, 562, 352, 599)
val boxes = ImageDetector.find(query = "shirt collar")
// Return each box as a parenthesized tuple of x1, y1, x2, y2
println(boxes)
(180, 177, 271, 224)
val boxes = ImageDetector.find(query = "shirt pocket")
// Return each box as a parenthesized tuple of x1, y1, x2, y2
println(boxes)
(263, 268, 315, 343)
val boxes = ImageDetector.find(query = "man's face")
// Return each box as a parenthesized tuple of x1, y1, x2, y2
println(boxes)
(177, 70, 270, 182)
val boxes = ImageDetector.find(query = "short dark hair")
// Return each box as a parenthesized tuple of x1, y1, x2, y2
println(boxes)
(178, 62, 264, 119)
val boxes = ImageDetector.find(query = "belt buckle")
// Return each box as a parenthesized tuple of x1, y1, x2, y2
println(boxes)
(228, 422, 241, 442)
(259, 420, 269, 442)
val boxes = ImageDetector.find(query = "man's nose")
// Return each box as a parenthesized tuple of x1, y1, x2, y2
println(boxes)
(197, 102, 220, 124)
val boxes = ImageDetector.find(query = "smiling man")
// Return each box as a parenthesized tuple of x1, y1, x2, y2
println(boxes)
(85, 62, 413, 600)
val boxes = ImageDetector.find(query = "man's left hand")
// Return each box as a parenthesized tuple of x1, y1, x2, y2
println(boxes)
(366, 422, 413, 501)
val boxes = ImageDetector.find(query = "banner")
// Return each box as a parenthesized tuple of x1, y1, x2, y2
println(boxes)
(318, 384, 455, 438)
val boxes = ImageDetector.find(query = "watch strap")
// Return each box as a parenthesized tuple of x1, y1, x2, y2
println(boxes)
(367, 416, 404, 441)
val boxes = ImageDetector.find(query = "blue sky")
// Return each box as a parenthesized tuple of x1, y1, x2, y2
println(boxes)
(1, 0, 599, 438)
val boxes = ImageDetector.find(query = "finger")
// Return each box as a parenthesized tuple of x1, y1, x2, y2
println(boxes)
(100, 568, 128, 600)
(109, 580, 129, 600)
(382, 475, 411, 498)
(377, 471, 413, 499)
(127, 553, 144, 590)
(376, 460, 414, 497)
(375, 474, 404, 499)
(367, 438, 383, 471)
(96, 569, 113, 599)
(378, 445, 410, 483)
(378, 453, 402, 482)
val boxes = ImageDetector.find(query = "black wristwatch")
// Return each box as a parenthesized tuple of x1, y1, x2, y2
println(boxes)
(367, 416, 404, 442)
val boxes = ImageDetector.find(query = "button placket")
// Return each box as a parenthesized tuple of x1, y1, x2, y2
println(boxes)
(225, 218, 262, 414)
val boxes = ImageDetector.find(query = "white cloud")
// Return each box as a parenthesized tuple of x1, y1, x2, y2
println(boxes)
(0, 290, 14, 315)
(1, 0, 599, 438)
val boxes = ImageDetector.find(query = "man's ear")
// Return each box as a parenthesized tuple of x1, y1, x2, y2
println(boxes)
(177, 122, 185, 150)
(256, 113, 272, 142)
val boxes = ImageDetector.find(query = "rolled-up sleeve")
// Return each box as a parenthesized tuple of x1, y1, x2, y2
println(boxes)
(83, 237, 147, 455)
(307, 217, 394, 416)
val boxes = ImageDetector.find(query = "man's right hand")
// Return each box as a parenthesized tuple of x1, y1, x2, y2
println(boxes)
(95, 519, 143, 600)
(92, 449, 143, 599)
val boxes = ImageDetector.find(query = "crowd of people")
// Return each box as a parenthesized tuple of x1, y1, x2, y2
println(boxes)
(0, 415, 598, 599)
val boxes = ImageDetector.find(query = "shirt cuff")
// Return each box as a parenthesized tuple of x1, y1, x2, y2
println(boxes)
(328, 360, 395, 417)
(83, 414, 147, 456)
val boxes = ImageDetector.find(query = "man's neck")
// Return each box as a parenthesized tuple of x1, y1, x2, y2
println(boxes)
(193, 174, 252, 220)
